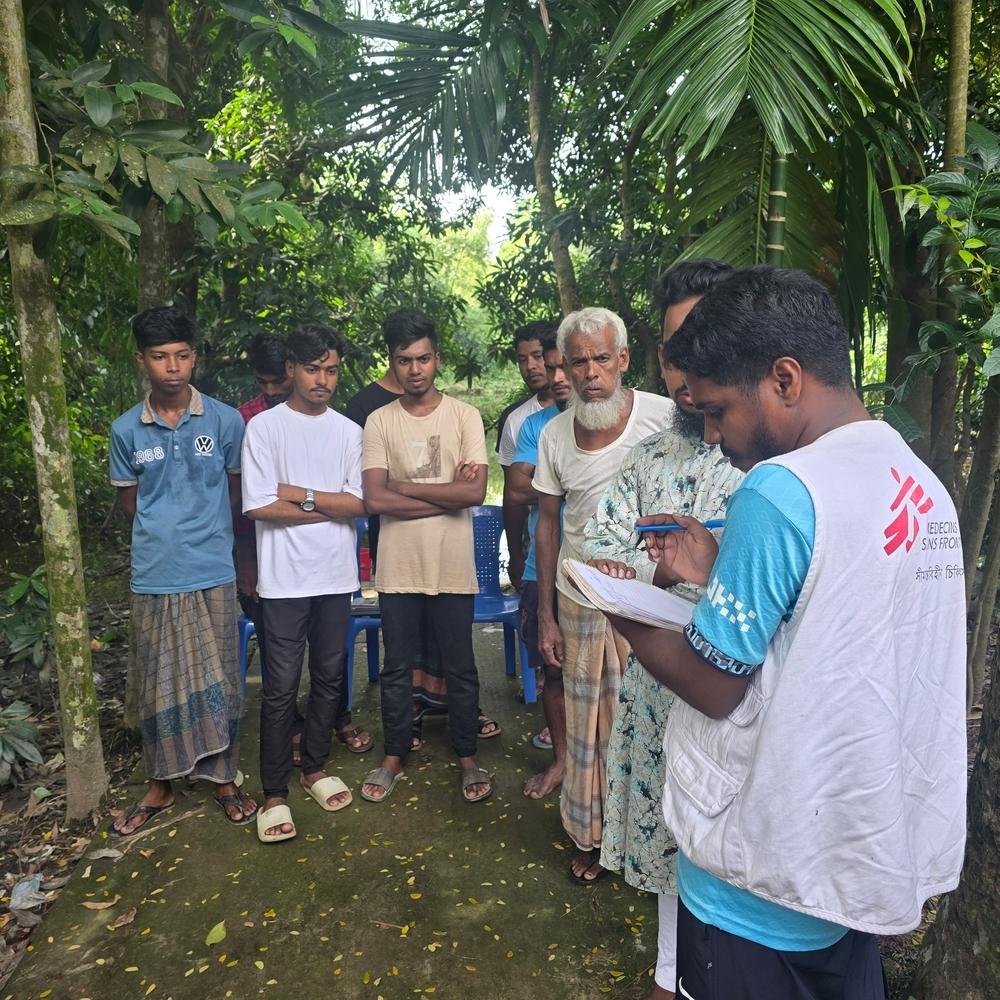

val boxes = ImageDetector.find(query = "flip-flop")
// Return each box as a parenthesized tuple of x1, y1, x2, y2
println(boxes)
(477, 715, 502, 739)
(300, 774, 353, 812)
(461, 766, 493, 803)
(214, 789, 259, 826)
(257, 804, 296, 843)
(360, 766, 403, 803)
(569, 849, 606, 885)
(336, 727, 374, 754)
(531, 729, 553, 750)
(110, 800, 175, 838)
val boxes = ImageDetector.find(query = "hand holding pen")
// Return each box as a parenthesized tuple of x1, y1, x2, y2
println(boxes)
(633, 514, 720, 587)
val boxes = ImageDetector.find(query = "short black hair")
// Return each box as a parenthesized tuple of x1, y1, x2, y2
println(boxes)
(132, 306, 197, 350)
(514, 320, 557, 353)
(652, 259, 735, 326)
(665, 266, 852, 392)
(383, 308, 437, 356)
(247, 333, 289, 376)
(286, 325, 348, 366)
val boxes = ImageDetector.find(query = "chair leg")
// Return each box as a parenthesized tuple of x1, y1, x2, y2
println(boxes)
(519, 639, 537, 705)
(366, 628, 380, 682)
(503, 623, 516, 676)
(238, 618, 254, 685)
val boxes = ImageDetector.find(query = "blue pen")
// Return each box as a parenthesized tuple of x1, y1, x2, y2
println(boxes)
(634, 519, 726, 533)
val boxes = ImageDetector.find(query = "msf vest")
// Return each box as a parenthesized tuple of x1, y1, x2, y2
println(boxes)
(662, 421, 967, 935)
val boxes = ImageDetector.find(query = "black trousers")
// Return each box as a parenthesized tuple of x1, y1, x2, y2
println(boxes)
(379, 593, 479, 758)
(676, 898, 887, 1000)
(241, 592, 352, 734)
(259, 594, 350, 799)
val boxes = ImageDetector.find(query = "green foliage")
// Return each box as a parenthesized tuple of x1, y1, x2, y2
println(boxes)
(0, 701, 44, 787)
(1, 567, 53, 674)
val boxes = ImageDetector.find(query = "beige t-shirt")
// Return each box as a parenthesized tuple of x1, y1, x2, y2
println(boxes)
(362, 394, 487, 594)
(532, 390, 674, 602)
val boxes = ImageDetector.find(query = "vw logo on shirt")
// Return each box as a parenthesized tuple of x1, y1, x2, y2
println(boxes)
(194, 435, 215, 456)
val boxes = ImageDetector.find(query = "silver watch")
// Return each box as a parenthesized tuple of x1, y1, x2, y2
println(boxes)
(299, 488, 315, 512)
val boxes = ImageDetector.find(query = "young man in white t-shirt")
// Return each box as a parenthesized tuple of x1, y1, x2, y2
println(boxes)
(242, 326, 366, 843)
(532, 307, 673, 884)
(360, 309, 492, 805)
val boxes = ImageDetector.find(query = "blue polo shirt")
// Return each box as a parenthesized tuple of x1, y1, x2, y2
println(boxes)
(512, 405, 563, 582)
(109, 387, 244, 594)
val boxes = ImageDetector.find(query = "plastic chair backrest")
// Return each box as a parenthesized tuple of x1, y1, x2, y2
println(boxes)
(472, 505, 503, 600)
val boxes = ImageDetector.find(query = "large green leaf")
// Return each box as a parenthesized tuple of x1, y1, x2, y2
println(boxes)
(608, 0, 912, 157)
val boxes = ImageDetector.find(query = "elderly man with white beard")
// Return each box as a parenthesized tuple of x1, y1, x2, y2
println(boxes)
(532, 307, 673, 884)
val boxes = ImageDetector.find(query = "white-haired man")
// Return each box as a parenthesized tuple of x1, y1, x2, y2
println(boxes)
(532, 307, 673, 884)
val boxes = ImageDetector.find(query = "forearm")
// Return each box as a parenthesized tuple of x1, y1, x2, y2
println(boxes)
(392, 479, 486, 509)
(235, 533, 257, 569)
(118, 486, 137, 524)
(246, 500, 330, 525)
(277, 483, 365, 520)
(502, 498, 528, 560)
(609, 616, 748, 719)
(535, 512, 561, 623)
(363, 483, 447, 519)
(506, 469, 540, 505)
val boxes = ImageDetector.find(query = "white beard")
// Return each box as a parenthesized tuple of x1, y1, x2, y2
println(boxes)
(573, 384, 627, 431)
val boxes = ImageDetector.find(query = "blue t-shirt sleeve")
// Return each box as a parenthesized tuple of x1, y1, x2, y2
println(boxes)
(109, 420, 137, 486)
(688, 465, 815, 674)
(220, 405, 244, 473)
(512, 414, 540, 466)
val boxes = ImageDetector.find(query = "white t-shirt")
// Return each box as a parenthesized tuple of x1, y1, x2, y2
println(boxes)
(532, 390, 674, 602)
(498, 394, 549, 467)
(242, 403, 363, 599)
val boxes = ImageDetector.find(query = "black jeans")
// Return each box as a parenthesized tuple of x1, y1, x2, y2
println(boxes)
(259, 594, 350, 799)
(676, 898, 887, 1000)
(241, 591, 352, 734)
(379, 593, 479, 758)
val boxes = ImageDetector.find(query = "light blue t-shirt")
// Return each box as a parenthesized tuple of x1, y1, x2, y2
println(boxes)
(512, 405, 562, 582)
(110, 388, 243, 595)
(679, 464, 848, 952)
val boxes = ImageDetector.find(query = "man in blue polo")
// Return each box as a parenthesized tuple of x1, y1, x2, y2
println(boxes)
(109, 306, 258, 836)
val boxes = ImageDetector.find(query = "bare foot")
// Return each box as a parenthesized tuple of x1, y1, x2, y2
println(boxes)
(112, 779, 174, 835)
(262, 795, 293, 837)
(362, 755, 403, 802)
(523, 761, 564, 799)
(301, 769, 350, 808)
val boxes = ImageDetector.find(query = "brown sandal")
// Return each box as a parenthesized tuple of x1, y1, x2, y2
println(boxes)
(337, 726, 374, 754)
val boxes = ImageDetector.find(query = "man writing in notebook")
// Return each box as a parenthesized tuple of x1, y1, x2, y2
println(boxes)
(614, 267, 966, 999)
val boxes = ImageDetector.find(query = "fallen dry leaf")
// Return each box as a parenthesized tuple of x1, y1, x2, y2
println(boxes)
(108, 907, 137, 930)
(81, 894, 121, 910)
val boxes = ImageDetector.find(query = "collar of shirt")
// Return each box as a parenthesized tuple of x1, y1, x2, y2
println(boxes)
(140, 385, 204, 426)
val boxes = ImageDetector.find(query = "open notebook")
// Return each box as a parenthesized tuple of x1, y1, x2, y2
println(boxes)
(562, 559, 695, 631)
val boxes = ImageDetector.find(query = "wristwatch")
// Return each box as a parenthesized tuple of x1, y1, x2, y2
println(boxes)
(299, 488, 315, 512)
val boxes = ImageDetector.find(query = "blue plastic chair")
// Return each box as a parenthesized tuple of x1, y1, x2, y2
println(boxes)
(344, 517, 382, 707)
(238, 613, 267, 684)
(471, 505, 536, 704)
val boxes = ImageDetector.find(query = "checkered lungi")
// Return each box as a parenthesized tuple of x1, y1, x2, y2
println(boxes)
(131, 583, 243, 783)
(557, 590, 629, 852)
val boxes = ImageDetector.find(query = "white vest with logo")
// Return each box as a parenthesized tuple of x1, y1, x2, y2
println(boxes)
(662, 420, 967, 935)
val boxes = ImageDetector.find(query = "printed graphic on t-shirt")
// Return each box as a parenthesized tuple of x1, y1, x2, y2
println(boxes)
(194, 435, 215, 456)
(411, 435, 441, 478)
(883, 465, 935, 555)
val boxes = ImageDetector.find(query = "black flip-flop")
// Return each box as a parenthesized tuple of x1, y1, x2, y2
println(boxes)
(215, 789, 259, 827)
(110, 800, 175, 838)
(336, 727, 374, 754)
(569, 849, 606, 885)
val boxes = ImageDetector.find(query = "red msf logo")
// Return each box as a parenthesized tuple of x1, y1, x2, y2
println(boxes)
(884, 467, 934, 555)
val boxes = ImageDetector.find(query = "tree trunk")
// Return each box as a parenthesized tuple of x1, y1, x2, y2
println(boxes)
(968, 513, 999, 709)
(909, 653, 1000, 999)
(0, 0, 108, 820)
(959, 375, 1000, 595)
(929, 0, 974, 496)
(765, 150, 788, 267)
(955, 357, 976, 498)
(528, 47, 580, 316)
(137, 0, 172, 311)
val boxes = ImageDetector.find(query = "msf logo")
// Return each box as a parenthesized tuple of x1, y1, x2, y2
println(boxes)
(194, 435, 215, 456)
(883, 467, 934, 556)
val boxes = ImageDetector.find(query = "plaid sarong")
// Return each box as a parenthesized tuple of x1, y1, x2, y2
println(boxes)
(558, 591, 628, 851)
(131, 583, 243, 783)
